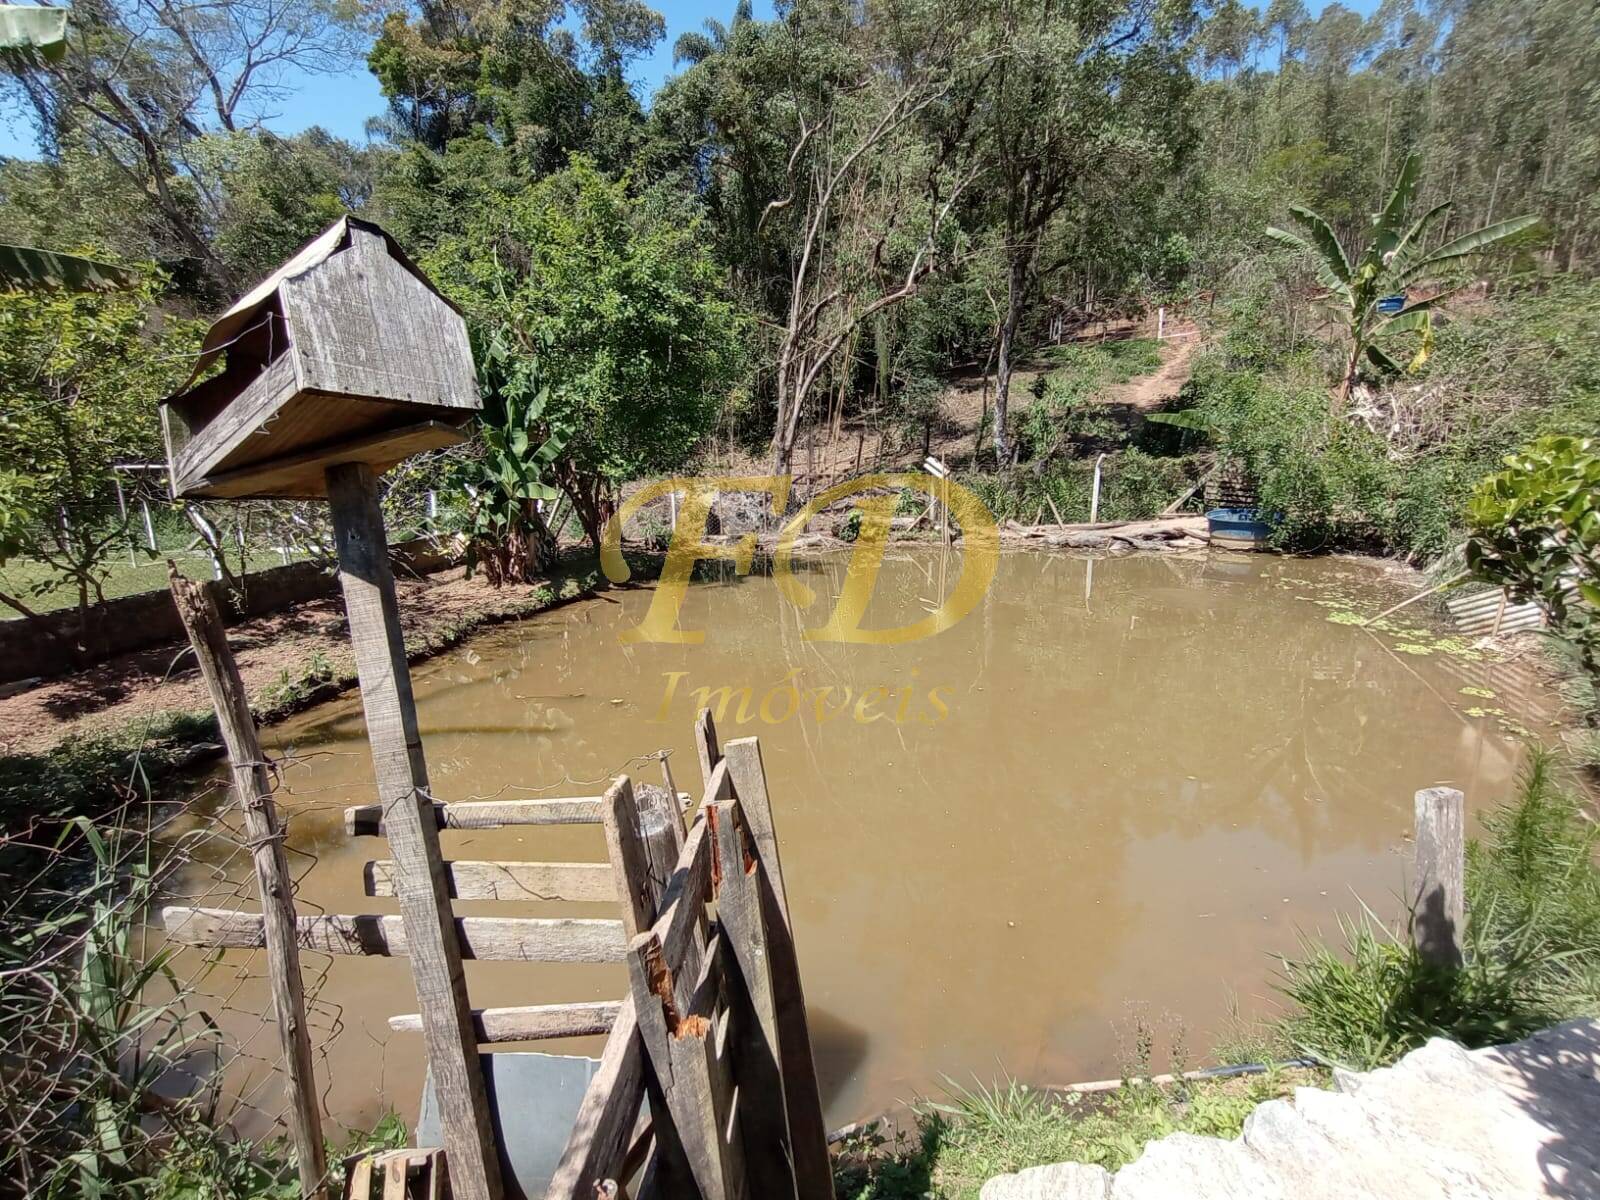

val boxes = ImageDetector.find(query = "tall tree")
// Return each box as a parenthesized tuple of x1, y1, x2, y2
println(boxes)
(0, 1, 372, 295)
(975, 0, 1194, 467)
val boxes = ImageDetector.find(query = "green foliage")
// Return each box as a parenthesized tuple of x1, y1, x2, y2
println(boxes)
(834, 1070, 1295, 1200)
(1278, 752, 1600, 1070)
(1019, 340, 1162, 460)
(189, 130, 363, 284)
(963, 449, 1194, 526)
(425, 154, 741, 546)
(0, 820, 226, 1198)
(1266, 151, 1539, 399)
(1466, 435, 1600, 676)
(0, 277, 201, 619)
(1174, 355, 1469, 556)
(455, 332, 568, 585)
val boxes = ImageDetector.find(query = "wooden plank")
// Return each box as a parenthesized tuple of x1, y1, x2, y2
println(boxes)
(364, 860, 615, 903)
(388, 1001, 621, 1042)
(544, 808, 712, 1199)
(1413, 787, 1466, 969)
(344, 1153, 374, 1200)
(346, 794, 692, 836)
(627, 934, 744, 1200)
(161, 907, 626, 962)
(721, 737, 833, 1200)
(283, 225, 478, 408)
(710, 799, 797, 1199)
(603, 778, 659, 940)
(694, 708, 721, 793)
(326, 462, 500, 1200)
(191, 420, 466, 500)
(722, 738, 787, 915)
(601, 776, 698, 1199)
(542, 998, 647, 1199)
(170, 350, 299, 493)
(167, 569, 327, 1198)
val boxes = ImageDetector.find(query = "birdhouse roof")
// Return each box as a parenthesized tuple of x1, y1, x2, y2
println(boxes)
(177, 216, 460, 391)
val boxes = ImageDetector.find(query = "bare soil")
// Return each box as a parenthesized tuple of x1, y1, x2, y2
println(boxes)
(0, 567, 576, 756)
(705, 324, 1201, 487)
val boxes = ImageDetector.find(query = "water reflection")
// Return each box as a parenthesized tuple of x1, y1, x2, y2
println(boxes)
(168, 551, 1548, 1135)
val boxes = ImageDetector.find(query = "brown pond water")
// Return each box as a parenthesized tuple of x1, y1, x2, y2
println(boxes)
(165, 550, 1556, 1138)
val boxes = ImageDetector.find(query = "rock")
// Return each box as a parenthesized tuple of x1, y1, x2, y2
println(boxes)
(1110, 1133, 1284, 1200)
(977, 1021, 1600, 1200)
(979, 1162, 1112, 1200)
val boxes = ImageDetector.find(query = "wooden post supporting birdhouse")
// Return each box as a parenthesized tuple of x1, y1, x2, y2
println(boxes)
(161, 218, 502, 1200)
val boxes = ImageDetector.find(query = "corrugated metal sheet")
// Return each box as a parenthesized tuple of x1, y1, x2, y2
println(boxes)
(1444, 587, 1545, 636)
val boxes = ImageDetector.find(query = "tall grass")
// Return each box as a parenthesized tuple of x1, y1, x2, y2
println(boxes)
(1280, 750, 1600, 1070)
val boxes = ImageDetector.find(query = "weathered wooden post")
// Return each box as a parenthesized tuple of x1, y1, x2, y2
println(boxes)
(1413, 787, 1466, 969)
(161, 217, 501, 1200)
(167, 568, 327, 1198)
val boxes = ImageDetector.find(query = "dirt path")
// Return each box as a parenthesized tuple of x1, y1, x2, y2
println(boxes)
(711, 329, 1204, 486)
(1100, 334, 1199, 411)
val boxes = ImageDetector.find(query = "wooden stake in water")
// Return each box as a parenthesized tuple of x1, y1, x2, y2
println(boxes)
(166, 569, 327, 1198)
(325, 462, 502, 1200)
(1412, 787, 1465, 969)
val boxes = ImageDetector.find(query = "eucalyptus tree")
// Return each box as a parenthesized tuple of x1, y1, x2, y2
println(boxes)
(1266, 151, 1540, 405)
(971, 0, 1194, 467)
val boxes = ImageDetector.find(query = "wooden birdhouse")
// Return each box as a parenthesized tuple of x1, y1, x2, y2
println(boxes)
(162, 217, 479, 500)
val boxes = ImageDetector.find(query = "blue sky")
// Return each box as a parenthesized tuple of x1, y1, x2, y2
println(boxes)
(0, 0, 1380, 160)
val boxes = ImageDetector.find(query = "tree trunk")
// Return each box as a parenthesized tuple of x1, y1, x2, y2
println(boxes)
(559, 469, 615, 556)
(993, 252, 1031, 468)
(1337, 338, 1362, 408)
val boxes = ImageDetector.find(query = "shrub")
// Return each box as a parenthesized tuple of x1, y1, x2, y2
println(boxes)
(961, 451, 1195, 527)
(1466, 434, 1600, 680)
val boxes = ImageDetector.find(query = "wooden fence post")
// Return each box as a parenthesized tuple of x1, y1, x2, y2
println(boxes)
(600, 779, 695, 1198)
(325, 462, 501, 1200)
(722, 737, 833, 1199)
(694, 709, 721, 792)
(167, 568, 328, 1198)
(710, 799, 798, 1200)
(1413, 787, 1466, 969)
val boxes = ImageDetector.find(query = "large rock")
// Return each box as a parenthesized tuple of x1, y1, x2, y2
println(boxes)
(979, 1162, 1111, 1200)
(978, 1020, 1600, 1200)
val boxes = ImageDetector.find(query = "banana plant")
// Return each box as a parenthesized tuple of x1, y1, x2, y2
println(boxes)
(456, 328, 570, 585)
(1266, 152, 1540, 405)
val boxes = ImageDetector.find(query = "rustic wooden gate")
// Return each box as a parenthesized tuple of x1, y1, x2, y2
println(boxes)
(163, 705, 833, 1200)
(543, 714, 834, 1200)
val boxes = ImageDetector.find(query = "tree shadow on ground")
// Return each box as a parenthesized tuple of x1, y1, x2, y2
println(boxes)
(1482, 1018, 1600, 1199)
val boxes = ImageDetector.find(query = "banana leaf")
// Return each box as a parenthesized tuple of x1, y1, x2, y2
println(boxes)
(1367, 152, 1422, 265)
(1286, 203, 1352, 282)
(1366, 343, 1405, 374)
(1266, 224, 1352, 304)
(0, 244, 137, 292)
(1388, 201, 1453, 278)
(1398, 215, 1542, 287)
(1145, 410, 1218, 433)
(0, 5, 68, 62)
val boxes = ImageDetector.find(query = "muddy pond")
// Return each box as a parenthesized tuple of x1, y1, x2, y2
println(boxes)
(167, 550, 1554, 1137)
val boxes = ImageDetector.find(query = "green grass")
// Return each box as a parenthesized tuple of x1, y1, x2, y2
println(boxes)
(1040, 337, 1164, 383)
(834, 1070, 1302, 1199)
(1278, 749, 1600, 1070)
(0, 548, 328, 620)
